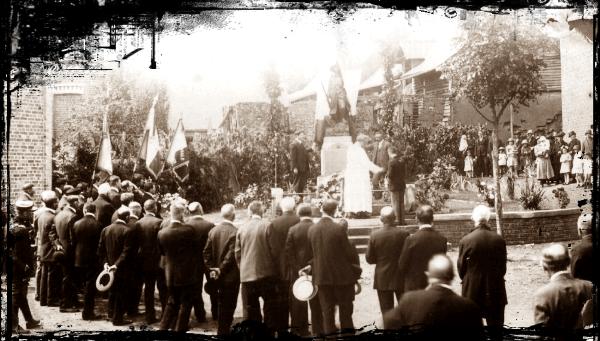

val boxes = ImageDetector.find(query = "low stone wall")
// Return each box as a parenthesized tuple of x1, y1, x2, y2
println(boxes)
(432, 208, 582, 245)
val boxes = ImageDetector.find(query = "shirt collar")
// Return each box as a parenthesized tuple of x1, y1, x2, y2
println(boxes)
(222, 219, 235, 225)
(66, 206, 76, 214)
(171, 219, 182, 224)
(300, 217, 314, 222)
(419, 224, 433, 230)
(550, 270, 571, 282)
(428, 283, 454, 291)
(251, 215, 262, 220)
(129, 215, 139, 220)
(115, 219, 126, 224)
(84, 212, 96, 219)
(110, 186, 120, 193)
(145, 212, 155, 217)
(189, 214, 204, 220)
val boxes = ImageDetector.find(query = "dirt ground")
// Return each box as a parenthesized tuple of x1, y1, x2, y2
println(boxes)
(9, 240, 575, 335)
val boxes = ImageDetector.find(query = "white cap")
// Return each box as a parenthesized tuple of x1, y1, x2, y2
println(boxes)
(41, 190, 57, 202)
(98, 183, 111, 196)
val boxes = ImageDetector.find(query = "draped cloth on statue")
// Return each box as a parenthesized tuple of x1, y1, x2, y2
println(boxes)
(343, 142, 382, 214)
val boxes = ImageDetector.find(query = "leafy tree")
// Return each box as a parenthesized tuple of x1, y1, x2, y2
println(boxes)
(378, 47, 399, 139)
(440, 16, 554, 235)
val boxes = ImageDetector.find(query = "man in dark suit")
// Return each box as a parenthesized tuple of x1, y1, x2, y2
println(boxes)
(54, 195, 80, 312)
(457, 205, 507, 331)
(366, 206, 409, 317)
(533, 244, 592, 335)
(35, 191, 62, 307)
(98, 207, 134, 325)
(185, 201, 215, 323)
(398, 205, 447, 292)
(203, 204, 240, 335)
(235, 201, 278, 330)
(303, 199, 361, 335)
(111, 193, 135, 223)
(371, 133, 390, 200)
(474, 130, 490, 177)
(290, 132, 310, 195)
(386, 147, 406, 225)
(266, 196, 300, 332)
(284, 204, 322, 336)
(581, 129, 593, 157)
(125, 201, 143, 317)
(383, 254, 483, 340)
(137, 199, 165, 324)
(158, 201, 198, 332)
(571, 214, 592, 282)
(94, 183, 115, 230)
(72, 202, 101, 320)
(108, 175, 122, 208)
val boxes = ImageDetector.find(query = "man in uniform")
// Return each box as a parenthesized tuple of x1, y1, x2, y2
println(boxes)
(17, 183, 35, 202)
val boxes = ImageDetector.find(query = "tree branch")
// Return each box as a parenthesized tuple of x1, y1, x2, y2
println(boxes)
(497, 92, 517, 120)
(469, 99, 493, 123)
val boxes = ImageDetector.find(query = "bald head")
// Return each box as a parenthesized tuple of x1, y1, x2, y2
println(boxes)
(541, 243, 570, 273)
(380, 206, 395, 225)
(426, 254, 454, 285)
(221, 204, 236, 221)
(170, 202, 186, 221)
(188, 202, 204, 215)
(128, 201, 142, 218)
(280, 197, 296, 213)
(144, 199, 157, 213)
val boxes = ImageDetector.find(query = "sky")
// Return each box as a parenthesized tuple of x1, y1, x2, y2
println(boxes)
(121, 9, 464, 130)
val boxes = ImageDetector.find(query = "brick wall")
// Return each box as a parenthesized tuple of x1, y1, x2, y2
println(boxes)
(560, 29, 593, 138)
(429, 208, 581, 246)
(6, 87, 48, 204)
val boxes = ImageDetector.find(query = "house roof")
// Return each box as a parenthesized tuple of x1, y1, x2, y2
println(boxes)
(400, 47, 458, 80)
(568, 19, 593, 42)
(359, 64, 404, 91)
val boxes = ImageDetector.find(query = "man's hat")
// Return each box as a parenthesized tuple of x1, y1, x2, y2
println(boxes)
(65, 187, 81, 195)
(522, 139, 528, 145)
(585, 129, 592, 136)
(568, 131, 576, 137)
(21, 183, 34, 191)
(499, 146, 505, 150)
(15, 200, 34, 210)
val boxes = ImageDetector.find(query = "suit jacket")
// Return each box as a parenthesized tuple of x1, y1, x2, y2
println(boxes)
(94, 195, 115, 229)
(235, 217, 277, 282)
(307, 216, 361, 286)
(474, 138, 489, 158)
(366, 225, 409, 291)
(54, 207, 78, 259)
(34, 208, 60, 262)
(12, 222, 35, 279)
(383, 285, 483, 340)
(267, 212, 300, 281)
(203, 221, 239, 284)
(137, 213, 163, 272)
(457, 224, 508, 309)
(185, 215, 215, 275)
(533, 271, 592, 330)
(72, 214, 101, 268)
(158, 220, 198, 287)
(372, 140, 391, 169)
(570, 235, 593, 282)
(98, 220, 133, 277)
(284, 218, 314, 281)
(290, 141, 310, 174)
(387, 157, 406, 192)
(398, 226, 447, 292)
(108, 189, 121, 209)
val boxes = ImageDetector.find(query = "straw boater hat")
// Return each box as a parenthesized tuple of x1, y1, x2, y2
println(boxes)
(522, 140, 528, 145)
(96, 263, 115, 292)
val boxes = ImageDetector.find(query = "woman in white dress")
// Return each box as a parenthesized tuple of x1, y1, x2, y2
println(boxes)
(343, 134, 384, 216)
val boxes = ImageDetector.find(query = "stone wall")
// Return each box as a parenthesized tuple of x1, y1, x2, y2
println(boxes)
(431, 208, 581, 246)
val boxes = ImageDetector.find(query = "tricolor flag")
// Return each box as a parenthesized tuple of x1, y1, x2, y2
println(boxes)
(95, 111, 113, 179)
(166, 118, 189, 183)
(137, 96, 164, 179)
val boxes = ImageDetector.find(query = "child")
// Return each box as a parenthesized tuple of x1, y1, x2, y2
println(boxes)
(559, 145, 572, 185)
(464, 150, 474, 178)
(498, 146, 507, 176)
(506, 138, 518, 176)
(583, 153, 593, 189)
(571, 145, 584, 187)
(519, 140, 532, 176)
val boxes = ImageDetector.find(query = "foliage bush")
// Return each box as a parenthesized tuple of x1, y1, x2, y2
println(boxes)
(552, 187, 570, 209)
(518, 177, 545, 210)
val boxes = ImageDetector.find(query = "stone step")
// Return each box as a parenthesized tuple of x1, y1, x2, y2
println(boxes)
(346, 220, 418, 236)
(349, 225, 421, 253)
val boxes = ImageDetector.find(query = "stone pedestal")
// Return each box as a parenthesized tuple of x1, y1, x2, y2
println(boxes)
(320, 135, 353, 176)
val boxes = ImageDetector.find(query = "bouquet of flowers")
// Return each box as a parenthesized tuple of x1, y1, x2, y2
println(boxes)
(234, 183, 260, 208)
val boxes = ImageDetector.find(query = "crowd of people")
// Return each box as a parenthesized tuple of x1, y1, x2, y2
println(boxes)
(7, 172, 594, 338)
(459, 128, 594, 188)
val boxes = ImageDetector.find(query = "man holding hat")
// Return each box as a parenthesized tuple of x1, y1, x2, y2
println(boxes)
(54, 194, 81, 312)
(11, 200, 41, 332)
(98, 206, 134, 325)
(17, 183, 35, 202)
(533, 244, 592, 333)
(35, 191, 62, 306)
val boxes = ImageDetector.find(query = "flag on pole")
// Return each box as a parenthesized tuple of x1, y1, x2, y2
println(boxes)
(95, 111, 113, 177)
(137, 95, 163, 179)
(166, 118, 189, 183)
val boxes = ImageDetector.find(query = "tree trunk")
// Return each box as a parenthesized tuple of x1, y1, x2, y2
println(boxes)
(491, 122, 504, 236)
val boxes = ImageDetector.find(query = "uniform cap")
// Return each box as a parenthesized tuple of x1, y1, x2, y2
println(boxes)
(15, 200, 34, 210)
(22, 183, 34, 191)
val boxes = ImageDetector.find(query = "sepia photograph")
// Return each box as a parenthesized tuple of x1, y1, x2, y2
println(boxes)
(1, 1, 596, 339)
